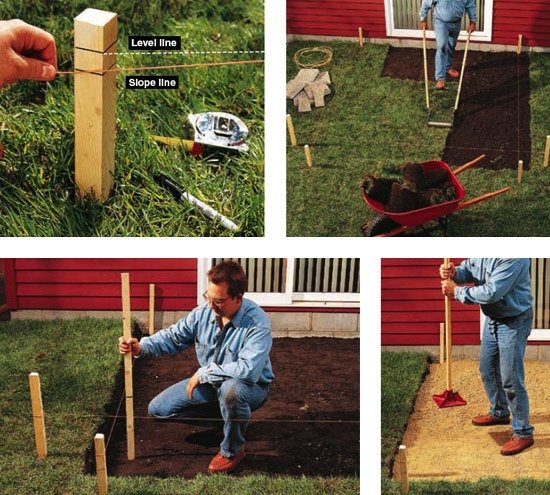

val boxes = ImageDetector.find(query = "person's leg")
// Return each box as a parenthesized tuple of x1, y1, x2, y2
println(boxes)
(217, 379, 270, 457)
(148, 378, 219, 418)
(497, 310, 534, 438)
(433, 17, 448, 82)
(445, 20, 462, 74)
(479, 317, 510, 418)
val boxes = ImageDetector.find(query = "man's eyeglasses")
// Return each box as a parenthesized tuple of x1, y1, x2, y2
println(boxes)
(203, 290, 230, 307)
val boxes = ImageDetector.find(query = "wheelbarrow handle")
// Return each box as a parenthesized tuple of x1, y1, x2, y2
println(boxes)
(457, 186, 510, 210)
(453, 154, 486, 175)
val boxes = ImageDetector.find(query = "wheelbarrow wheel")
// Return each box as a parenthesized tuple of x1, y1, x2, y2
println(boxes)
(361, 214, 401, 237)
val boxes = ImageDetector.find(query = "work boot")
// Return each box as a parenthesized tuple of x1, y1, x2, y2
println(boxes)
(435, 80, 446, 90)
(500, 435, 534, 456)
(472, 414, 511, 426)
(208, 448, 246, 473)
(447, 68, 459, 78)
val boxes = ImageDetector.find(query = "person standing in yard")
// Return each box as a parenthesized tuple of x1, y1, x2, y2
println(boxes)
(119, 260, 274, 473)
(0, 19, 57, 87)
(440, 258, 534, 456)
(419, 0, 477, 90)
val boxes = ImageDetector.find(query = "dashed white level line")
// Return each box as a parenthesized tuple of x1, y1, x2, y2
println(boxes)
(104, 50, 265, 56)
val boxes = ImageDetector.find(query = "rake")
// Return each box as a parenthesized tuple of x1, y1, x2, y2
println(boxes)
(433, 257, 467, 408)
(423, 29, 471, 129)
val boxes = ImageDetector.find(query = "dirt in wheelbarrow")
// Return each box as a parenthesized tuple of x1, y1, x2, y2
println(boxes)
(382, 47, 531, 170)
(84, 337, 359, 478)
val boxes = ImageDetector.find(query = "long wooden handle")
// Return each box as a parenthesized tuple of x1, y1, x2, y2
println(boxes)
(457, 187, 510, 210)
(454, 30, 471, 111)
(422, 28, 430, 111)
(453, 154, 486, 175)
(444, 258, 452, 390)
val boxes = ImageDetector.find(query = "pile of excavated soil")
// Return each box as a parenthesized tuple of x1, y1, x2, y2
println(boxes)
(393, 360, 550, 482)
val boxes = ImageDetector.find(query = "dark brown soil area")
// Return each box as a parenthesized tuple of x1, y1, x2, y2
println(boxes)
(85, 337, 359, 478)
(381, 47, 531, 170)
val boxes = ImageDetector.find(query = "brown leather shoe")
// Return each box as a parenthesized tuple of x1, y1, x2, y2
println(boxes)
(472, 414, 511, 426)
(208, 448, 246, 473)
(447, 68, 460, 78)
(435, 80, 446, 90)
(500, 435, 534, 456)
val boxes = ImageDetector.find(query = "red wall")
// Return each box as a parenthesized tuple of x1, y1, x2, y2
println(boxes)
(287, 0, 550, 48)
(287, 0, 386, 38)
(4, 259, 198, 312)
(3, 259, 360, 314)
(381, 258, 481, 346)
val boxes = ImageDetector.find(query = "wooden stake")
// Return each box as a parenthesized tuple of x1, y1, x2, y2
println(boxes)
(517, 160, 523, 184)
(286, 114, 297, 146)
(439, 322, 445, 364)
(149, 283, 155, 335)
(29, 372, 47, 460)
(94, 433, 108, 495)
(399, 445, 409, 494)
(358, 27, 364, 47)
(543, 135, 550, 168)
(121, 272, 135, 460)
(517, 34, 523, 55)
(304, 144, 313, 168)
(74, 8, 118, 201)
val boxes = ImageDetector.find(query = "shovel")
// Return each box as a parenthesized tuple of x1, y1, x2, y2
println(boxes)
(433, 257, 467, 408)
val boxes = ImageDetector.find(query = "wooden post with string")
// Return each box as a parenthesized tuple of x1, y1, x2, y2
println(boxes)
(517, 160, 523, 184)
(29, 372, 47, 460)
(149, 283, 155, 335)
(358, 27, 364, 47)
(74, 8, 118, 201)
(94, 433, 108, 495)
(517, 34, 523, 55)
(121, 272, 135, 460)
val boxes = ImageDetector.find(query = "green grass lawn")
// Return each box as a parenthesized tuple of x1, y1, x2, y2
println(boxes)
(286, 40, 550, 236)
(0, 1, 263, 236)
(381, 351, 550, 494)
(0, 319, 359, 495)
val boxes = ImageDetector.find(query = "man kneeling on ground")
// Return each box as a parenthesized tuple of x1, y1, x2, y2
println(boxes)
(119, 260, 274, 473)
(440, 258, 534, 456)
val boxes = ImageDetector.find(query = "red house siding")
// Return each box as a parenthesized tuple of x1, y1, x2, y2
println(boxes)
(287, 0, 550, 48)
(493, 1, 550, 47)
(287, 0, 386, 38)
(2, 259, 360, 314)
(4, 259, 198, 312)
(381, 258, 481, 346)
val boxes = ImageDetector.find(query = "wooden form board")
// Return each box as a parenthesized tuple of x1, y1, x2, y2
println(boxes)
(29, 372, 47, 459)
(149, 283, 155, 335)
(121, 272, 135, 460)
(74, 8, 117, 201)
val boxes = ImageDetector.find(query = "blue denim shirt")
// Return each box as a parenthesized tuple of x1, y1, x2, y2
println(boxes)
(419, 0, 477, 23)
(453, 258, 532, 319)
(139, 298, 274, 386)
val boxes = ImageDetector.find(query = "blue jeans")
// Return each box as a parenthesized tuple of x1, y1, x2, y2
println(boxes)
(479, 309, 534, 438)
(433, 17, 461, 81)
(148, 377, 270, 457)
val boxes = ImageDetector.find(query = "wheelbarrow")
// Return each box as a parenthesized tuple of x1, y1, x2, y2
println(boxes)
(361, 154, 510, 236)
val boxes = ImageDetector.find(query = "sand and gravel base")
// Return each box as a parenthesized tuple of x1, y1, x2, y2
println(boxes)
(394, 360, 550, 482)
